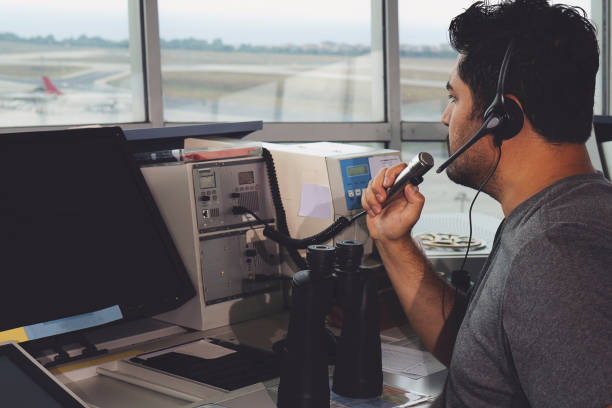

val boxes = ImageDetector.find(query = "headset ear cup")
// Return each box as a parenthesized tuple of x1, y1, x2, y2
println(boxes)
(494, 98, 524, 145)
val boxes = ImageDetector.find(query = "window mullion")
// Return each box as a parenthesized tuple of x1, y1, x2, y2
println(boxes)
(142, 0, 164, 126)
(385, 0, 402, 150)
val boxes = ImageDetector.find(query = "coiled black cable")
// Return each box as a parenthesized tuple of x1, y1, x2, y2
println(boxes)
(262, 216, 352, 249)
(261, 148, 308, 270)
(232, 204, 354, 250)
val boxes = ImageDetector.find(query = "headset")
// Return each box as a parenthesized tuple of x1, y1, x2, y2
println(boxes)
(436, 39, 524, 174)
(436, 40, 525, 318)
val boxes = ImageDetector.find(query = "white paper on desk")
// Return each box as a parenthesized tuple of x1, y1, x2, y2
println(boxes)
(382, 343, 446, 380)
(298, 183, 332, 219)
(175, 340, 236, 359)
(137, 339, 236, 360)
(368, 155, 402, 179)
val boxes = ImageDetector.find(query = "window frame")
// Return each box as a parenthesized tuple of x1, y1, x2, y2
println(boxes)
(0, 0, 607, 148)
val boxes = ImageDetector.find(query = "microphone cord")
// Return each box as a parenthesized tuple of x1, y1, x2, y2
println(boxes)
(441, 144, 502, 320)
(261, 148, 308, 270)
(232, 205, 354, 250)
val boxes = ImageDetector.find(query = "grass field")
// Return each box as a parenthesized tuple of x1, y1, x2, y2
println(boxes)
(0, 40, 66, 54)
(161, 71, 290, 100)
(161, 49, 355, 66)
(159, 51, 454, 109)
(0, 43, 455, 120)
(0, 64, 82, 79)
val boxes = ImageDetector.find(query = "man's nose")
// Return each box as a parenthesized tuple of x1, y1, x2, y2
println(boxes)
(441, 103, 451, 126)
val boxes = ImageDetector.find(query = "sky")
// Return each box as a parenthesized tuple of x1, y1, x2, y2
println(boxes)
(0, 0, 593, 46)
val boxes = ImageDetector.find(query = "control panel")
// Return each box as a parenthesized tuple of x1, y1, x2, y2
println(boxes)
(200, 229, 280, 305)
(193, 158, 275, 233)
(139, 146, 284, 331)
(339, 157, 372, 211)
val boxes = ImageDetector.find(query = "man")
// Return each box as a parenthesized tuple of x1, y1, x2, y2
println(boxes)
(362, 1, 612, 407)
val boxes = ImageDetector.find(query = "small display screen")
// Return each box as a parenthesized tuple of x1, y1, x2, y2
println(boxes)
(199, 175, 216, 189)
(347, 165, 369, 177)
(238, 171, 255, 185)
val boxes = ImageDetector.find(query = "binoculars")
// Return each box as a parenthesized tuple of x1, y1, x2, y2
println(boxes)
(277, 241, 382, 408)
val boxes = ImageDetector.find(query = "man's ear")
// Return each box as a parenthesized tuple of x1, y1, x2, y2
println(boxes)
(490, 94, 524, 146)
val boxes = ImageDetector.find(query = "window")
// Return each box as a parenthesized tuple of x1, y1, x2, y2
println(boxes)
(398, 1, 467, 122)
(158, 0, 384, 123)
(399, 0, 592, 122)
(400, 1, 595, 225)
(0, 0, 145, 127)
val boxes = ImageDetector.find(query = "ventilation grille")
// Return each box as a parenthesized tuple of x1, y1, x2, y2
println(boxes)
(239, 191, 259, 211)
(210, 208, 220, 217)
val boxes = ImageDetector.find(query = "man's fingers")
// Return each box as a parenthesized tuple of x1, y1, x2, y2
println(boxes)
(382, 163, 408, 188)
(368, 177, 382, 215)
(370, 167, 388, 205)
(363, 162, 412, 216)
(361, 180, 376, 217)
(361, 180, 370, 212)
(404, 184, 425, 212)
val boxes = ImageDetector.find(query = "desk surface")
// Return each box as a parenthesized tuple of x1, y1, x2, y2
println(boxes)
(52, 314, 444, 408)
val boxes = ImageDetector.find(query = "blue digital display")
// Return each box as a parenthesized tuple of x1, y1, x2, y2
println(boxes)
(339, 158, 372, 210)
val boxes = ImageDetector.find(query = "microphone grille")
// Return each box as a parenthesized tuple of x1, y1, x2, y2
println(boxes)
(418, 152, 434, 167)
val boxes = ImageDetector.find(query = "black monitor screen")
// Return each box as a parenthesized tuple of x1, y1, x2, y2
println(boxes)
(0, 127, 195, 333)
(0, 343, 86, 407)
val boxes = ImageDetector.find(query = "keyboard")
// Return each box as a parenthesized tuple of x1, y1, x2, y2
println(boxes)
(131, 339, 281, 391)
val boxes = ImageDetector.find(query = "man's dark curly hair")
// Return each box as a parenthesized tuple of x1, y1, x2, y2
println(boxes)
(449, 0, 599, 143)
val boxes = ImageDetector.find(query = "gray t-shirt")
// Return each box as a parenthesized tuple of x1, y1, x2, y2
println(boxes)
(441, 173, 612, 408)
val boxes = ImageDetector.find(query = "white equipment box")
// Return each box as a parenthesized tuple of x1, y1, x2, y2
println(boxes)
(262, 142, 401, 260)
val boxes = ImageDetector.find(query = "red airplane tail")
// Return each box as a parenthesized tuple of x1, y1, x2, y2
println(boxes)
(42, 76, 62, 95)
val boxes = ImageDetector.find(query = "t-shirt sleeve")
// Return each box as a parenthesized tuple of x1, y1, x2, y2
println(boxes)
(433, 290, 468, 366)
(502, 223, 612, 408)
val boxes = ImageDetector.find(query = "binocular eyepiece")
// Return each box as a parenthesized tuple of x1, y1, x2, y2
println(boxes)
(335, 240, 364, 269)
(277, 240, 382, 408)
(306, 244, 337, 279)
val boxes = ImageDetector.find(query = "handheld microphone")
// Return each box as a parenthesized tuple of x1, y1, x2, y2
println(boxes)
(382, 152, 434, 208)
(436, 39, 523, 174)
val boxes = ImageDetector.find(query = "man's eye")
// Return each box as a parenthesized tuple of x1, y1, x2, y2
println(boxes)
(447, 94, 456, 102)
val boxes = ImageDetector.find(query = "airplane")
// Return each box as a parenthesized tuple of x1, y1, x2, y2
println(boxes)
(42, 76, 62, 95)
(0, 75, 130, 115)
(0, 76, 60, 111)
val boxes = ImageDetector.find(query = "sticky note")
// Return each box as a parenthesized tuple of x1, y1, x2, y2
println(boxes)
(299, 183, 332, 219)
(0, 327, 28, 343)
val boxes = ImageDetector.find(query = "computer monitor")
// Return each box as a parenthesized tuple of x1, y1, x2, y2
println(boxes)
(0, 127, 195, 341)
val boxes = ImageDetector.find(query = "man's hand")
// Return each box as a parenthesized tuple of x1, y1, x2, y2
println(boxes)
(361, 163, 426, 242)
(361, 163, 458, 364)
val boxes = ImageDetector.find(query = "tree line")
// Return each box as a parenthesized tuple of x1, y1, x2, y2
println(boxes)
(0, 32, 455, 58)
